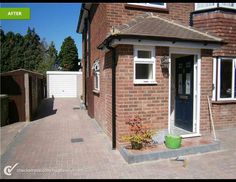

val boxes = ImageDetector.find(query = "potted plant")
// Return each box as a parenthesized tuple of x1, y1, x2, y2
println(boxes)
(121, 116, 155, 150)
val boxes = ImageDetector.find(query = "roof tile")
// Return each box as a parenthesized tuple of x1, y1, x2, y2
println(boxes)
(111, 13, 223, 43)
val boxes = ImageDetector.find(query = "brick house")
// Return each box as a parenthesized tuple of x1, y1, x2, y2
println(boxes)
(76, 3, 236, 149)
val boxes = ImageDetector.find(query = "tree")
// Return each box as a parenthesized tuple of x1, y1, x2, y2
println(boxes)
(37, 41, 58, 75)
(1, 31, 17, 72)
(22, 27, 44, 71)
(58, 36, 79, 71)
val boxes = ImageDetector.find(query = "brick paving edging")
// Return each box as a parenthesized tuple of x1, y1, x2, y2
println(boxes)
(119, 140, 221, 164)
(0, 122, 33, 163)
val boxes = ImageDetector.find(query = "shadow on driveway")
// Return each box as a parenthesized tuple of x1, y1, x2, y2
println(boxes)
(33, 97, 57, 120)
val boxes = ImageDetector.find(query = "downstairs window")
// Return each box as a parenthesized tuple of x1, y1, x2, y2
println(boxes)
(133, 46, 156, 84)
(93, 59, 100, 92)
(213, 58, 236, 101)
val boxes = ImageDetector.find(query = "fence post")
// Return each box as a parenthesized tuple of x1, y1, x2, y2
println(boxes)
(24, 73, 30, 122)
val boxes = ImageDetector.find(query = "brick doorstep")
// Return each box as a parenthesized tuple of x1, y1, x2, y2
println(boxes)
(119, 140, 221, 164)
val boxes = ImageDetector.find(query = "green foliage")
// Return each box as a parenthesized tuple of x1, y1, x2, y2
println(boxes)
(0, 27, 59, 74)
(58, 36, 80, 71)
(22, 27, 44, 71)
(121, 116, 155, 149)
(37, 41, 58, 75)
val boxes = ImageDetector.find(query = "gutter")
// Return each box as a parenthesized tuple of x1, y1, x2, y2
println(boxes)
(76, 4, 85, 33)
(76, 3, 92, 33)
(190, 11, 193, 27)
(98, 34, 224, 49)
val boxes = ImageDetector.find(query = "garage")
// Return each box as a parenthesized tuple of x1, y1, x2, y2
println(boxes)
(46, 71, 82, 98)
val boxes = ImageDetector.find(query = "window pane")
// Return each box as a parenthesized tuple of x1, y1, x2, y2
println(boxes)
(220, 60, 232, 98)
(219, 3, 235, 8)
(94, 73, 99, 90)
(195, 3, 216, 10)
(137, 50, 151, 59)
(136, 64, 153, 79)
(149, 3, 165, 6)
(95, 75, 98, 89)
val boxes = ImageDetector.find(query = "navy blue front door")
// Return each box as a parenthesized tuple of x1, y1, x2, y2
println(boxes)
(175, 56, 194, 132)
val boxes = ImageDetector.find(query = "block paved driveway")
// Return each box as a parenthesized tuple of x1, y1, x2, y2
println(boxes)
(1, 98, 236, 179)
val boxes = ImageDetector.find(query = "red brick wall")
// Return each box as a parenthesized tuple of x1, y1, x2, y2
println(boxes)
(115, 45, 169, 146)
(200, 49, 213, 134)
(194, 12, 236, 131)
(84, 3, 236, 146)
(103, 51, 112, 138)
(86, 3, 111, 135)
(193, 11, 236, 57)
(105, 3, 194, 29)
(86, 3, 194, 137)
(212, 103, 236, 129)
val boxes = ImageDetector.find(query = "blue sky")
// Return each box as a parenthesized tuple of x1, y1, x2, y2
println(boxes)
(1, 3, 82, 58)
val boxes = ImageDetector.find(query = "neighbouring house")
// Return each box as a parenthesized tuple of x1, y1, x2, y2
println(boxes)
(0, 69, 45, 124)
(76, 3, 236, 149)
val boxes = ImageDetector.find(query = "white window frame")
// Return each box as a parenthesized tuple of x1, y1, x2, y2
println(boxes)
(219, 3, 236, 9)
(128, 3, 167, 9)
(195, 3, 236, 11)
(93, 59, 100, 92)
(216, 58, 236, 101)
(133, 46, 156, 84)
(94, 71, 100, 92)
(195, 3, 217, 11)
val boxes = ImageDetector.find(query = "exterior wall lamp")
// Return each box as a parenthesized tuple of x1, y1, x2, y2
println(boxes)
(160, 56, 170, 70)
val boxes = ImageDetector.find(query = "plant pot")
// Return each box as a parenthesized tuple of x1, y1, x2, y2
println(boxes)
(165, 134, 182, 149)
(131, 141, 143, 150)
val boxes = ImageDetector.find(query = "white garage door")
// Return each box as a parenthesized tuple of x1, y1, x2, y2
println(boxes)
(47, 71, 81, 98)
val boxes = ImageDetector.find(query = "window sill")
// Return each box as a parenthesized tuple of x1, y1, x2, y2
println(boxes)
(212, 100, 236, 105)
(93, 89, 100, 95)
(125, 4, 169, 13)
(134, 81, 157, 85)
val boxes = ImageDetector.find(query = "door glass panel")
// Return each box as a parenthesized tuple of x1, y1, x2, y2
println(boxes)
(178, 74, 183, 94)
(178, 63, 183, 69)
(186, 62, 191, 68)
(186, 73, 191, 95)
(220, 60, 232, 98)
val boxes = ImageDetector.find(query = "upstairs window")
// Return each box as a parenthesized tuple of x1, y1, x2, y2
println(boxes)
(219, 3, 236, 9)
(127, 3, 167, 9)
(195, 3, 236, 11)
(134, 46, 156, 84)
(195, 3, 217, 10)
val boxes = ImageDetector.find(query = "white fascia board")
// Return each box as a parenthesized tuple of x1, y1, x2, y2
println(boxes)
(46, 71, 82, 75)
(111, 38, 222, 50)
(78, 3, 92, 33)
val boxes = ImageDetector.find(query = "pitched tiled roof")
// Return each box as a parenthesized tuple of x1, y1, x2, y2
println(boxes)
(99, 12, 223, 49)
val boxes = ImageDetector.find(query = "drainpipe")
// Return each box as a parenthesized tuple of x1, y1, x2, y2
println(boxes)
(189, 12, 194, 27)
(106, 45, 117, 149)
(82, 7, 90, 108)
(83, 25, 87, 107)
